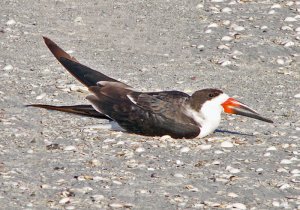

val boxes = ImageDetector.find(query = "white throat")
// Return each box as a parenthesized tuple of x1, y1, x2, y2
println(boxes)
(186, 93, 229, 138)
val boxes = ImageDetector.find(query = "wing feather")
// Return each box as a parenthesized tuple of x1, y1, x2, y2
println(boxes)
(87, 84, 200, 138)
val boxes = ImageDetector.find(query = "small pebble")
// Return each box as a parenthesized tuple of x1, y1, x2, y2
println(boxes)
(280, 159, 292, 164)
(271, 4, 281, 9)
(266, 146, 277, 151)
(215, 150, 223, 154)
(286, 1, 294, 6)
(232, 203, 246, 210)
(260, 25, 268, 31)
(103, 138, 115, 143)
(203, 201, 221, 207)
(205, 29, 212, 34)
(109, 203, 124, 208)
(198, 144, 212, 150)
(41, 184, 51, 189)
(36, 93, 46, 100)
(66, 50, 74, 54)
(185, 185, 199, 192)
(212, 160, 220, 165)
(27, 149, 33, 154)
(196, 4, 203, 9)
(256, 168, 263, 172)
(273, 201, 280, 207)
(284, 41, 295, 47)
(74, 16, 82, 23)
(180, 147, 190, 153)
(291, 169, 300, 174)
(26, 203, 33, 207)
(221, 7, 232, 13)
(207, 23, 218, 28)
(221, 141, 234, 148)
(276, 58, 285, 65)
(135, 147, 145, 153)
(65, 206, 75, 210)
(221, 36, 234, 41)
(218, 45, 230, 50)
(294, 93, 300, 98)
(174, 173, 185, 178)
(228, 192, 239, 198)
(268, 10, 275, 14)
(281, 143, 290, 149)
(64, 146, 77, 151)
(59, 197, 71, 204)
(3, 65, 13, 71)
(232, 25, 245, 32)
(6, 19, 16, 25)
(113, 181, 122, 185)
(176, 160, 182, 165)
(291, 179, 300, 183)
(277, 168, 288, 173)
(139, 189, 148, 194)
(197, 44, 205, 50)
(226, 166, 240, 174)
(160, 135, 171, 141)
(279, 183, 290, 189)
(284, 17, 297, 22)
(281, 26, 293, 31)
(222, 20, 231, 25)
(220, 60, 232, 66)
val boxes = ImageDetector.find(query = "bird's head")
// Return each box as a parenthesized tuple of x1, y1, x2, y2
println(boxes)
(190, 89, 273, 123)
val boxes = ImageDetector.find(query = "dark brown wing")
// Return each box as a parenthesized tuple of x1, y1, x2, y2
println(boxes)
(128, 91, 196, 124)
(26, 104, 110, 119)
(87, 83, 200, 139)
(43, 37, 129, 87)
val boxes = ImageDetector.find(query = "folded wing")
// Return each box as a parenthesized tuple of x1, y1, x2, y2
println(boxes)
(87, 82, 200, 138)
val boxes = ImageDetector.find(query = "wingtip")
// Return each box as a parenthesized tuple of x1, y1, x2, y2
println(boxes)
(42, 36, 55, 47)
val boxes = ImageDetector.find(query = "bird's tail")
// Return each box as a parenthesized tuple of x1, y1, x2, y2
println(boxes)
(26, 104, 111, 119)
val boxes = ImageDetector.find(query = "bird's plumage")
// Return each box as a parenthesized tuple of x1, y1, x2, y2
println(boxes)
(27, 37, 273, 139)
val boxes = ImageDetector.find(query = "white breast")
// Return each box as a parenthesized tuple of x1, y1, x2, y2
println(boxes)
(185, 93, 229, 138)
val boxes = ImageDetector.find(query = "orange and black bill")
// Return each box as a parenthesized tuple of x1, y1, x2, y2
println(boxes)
(222, 98, 273, 123)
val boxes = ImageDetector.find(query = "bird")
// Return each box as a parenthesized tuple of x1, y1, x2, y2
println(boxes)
(27, 37, 273, 139)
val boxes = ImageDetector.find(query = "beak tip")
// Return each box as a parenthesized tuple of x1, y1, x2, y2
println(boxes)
(222, 98, 274, 124)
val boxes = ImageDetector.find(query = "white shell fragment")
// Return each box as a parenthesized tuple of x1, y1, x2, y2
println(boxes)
(180, 147, 190, 153)
(36, 93, 47, 100)
(284, 17, 297, 22)
(3, 65, 13, 71)
(198, 144, 212, 150)
(64, 145, 77, 151)
(221, 141, 234, 148)
(6, 19, 16, 25)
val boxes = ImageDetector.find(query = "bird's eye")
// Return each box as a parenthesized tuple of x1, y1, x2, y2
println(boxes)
(209, 93, 214, 98)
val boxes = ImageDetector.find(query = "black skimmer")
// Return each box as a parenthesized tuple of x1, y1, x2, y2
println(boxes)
(28, 37, 273, 139)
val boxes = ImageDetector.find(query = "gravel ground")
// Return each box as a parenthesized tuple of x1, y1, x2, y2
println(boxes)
(1, 0, 300, 209)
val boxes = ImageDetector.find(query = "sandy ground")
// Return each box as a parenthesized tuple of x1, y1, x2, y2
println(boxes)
(1, 0, 300, 209)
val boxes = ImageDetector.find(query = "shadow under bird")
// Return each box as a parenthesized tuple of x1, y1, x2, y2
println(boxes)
(28, 37, 273, 139)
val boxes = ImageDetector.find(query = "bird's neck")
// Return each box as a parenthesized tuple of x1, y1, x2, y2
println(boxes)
(185, 106, 222, 138)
